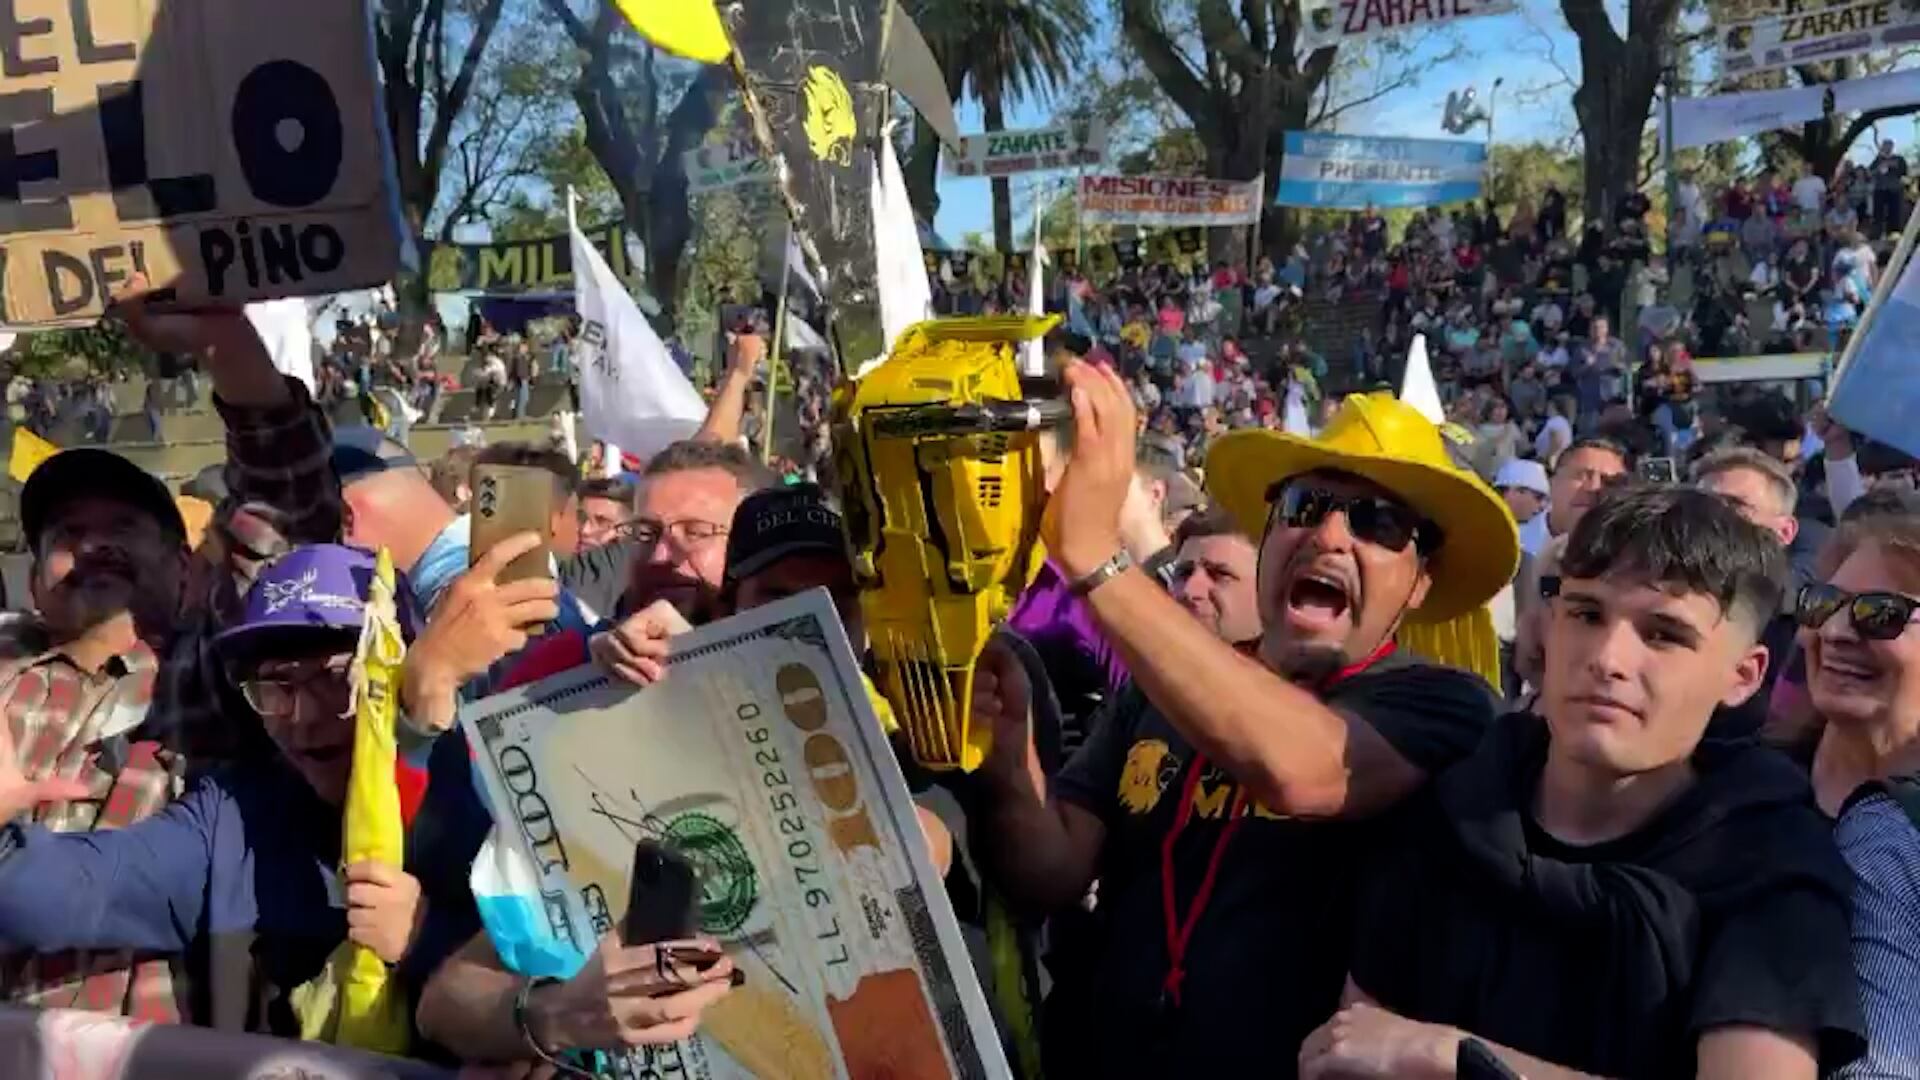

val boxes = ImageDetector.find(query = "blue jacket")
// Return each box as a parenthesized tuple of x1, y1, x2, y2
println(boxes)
(0, 760, 406, 1036)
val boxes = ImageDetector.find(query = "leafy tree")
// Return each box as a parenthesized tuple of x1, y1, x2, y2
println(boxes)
(1118, 0, 1459, 256)
(1561, 0, 1683, 222)
(376, 0, 511, 306)
(537, 0, 732, 328)
(919, 0, 1094, 252)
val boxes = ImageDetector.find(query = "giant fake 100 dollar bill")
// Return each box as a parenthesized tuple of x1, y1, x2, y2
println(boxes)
(461, 590, 1008, 1080)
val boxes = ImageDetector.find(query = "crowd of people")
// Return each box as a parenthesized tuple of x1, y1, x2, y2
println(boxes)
(0, 250, 1918, 1080)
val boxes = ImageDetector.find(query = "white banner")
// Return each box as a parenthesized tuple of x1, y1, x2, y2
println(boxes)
(1077, 174, 1264, 227)
(943, 120, 1108, 178)
(1718, 0, 1920, 76)
(1299, 0, 1518, 50)
(873, 141, 932, 359)
(685, 137, 772, 195)
(1666, 66, 1920, 150)
(569, 200, 705, 459)
(1276, 132, 1486, 209)
(460, 591, 1008, 1079)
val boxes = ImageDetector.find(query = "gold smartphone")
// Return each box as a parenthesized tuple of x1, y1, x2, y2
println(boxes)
(469, 463, 555, 583)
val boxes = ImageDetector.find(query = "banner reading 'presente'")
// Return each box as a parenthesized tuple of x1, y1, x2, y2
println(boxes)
(1276, 132, 1486, 210)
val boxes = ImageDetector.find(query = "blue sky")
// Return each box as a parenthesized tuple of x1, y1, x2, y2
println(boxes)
(931, 3, 1585, 240)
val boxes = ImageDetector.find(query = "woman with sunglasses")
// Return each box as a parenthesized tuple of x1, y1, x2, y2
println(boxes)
(1801, 512, 1920, 1077)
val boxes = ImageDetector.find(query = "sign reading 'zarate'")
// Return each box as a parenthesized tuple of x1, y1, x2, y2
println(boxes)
(0, 0, 403, 327)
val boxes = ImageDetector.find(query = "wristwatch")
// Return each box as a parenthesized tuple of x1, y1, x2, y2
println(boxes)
(1068, 548, 1134, 597)
(1457, 1037, 1522, 1079)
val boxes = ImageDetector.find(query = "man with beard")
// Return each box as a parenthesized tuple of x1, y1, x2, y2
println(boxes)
(553, 440, 775, 629)
(1, 282, 346, 1021)
(1547, 437, 1630, 539)
(970, 378, 1514, 1076)
(405, 440, 774, 1060)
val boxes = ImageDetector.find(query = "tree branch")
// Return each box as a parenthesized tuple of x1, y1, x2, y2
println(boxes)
(1120, 0, 1220, 138)
(1561, 0, 1621, 50)
(1198, 0, 1262, 80)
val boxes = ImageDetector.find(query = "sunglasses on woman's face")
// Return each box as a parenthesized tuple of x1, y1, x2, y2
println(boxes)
(1266, 482, 1439, 554)
(1796, 583, 1920, 641)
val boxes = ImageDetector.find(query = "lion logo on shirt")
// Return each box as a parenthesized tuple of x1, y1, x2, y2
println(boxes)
(1118, 739, 1177, 816)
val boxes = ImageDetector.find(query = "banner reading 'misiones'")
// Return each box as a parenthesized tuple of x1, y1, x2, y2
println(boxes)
(1076, 174, 1263, 227)
(1275, 132, 1486, 210)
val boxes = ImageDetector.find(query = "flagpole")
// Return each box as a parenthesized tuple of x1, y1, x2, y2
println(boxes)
(764, 219, 794, 467)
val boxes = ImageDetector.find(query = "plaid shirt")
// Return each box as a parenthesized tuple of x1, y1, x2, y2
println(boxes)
(1, 376, 340, 1022)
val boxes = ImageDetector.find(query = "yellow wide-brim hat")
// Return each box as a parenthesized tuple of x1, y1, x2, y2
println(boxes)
(1204, 392, 1518, 624)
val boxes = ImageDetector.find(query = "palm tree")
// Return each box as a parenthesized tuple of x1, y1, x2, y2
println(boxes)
(918, 0, 1092, 254)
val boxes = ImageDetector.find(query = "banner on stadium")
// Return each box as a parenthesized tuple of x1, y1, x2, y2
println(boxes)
(0, 0, 404, 328)
(1299, 0, 1518, 50)
(1276, 132, 1486, 209)
(461, 591, 1007, 1078)
(1077, 174, 1263, 227)
(685, 137, 772, 194)
(423, 222, 633, 293)
(1718, 0, 1920, 76)
(943, 119, 1109, 178)
(1665, 66, 1920, 150)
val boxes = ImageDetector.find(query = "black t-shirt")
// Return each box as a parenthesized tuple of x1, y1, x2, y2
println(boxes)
(1042, 650, 1498, 1078)
(1350, 714, 1865, 1079)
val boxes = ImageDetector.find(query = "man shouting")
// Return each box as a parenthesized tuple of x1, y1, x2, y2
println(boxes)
(972, 369, 1515, 1076)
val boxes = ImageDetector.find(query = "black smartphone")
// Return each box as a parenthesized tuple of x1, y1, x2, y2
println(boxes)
(623, 840, 699, 947)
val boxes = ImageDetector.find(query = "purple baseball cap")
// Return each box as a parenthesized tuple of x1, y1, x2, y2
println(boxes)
(215, 544, 413, 667)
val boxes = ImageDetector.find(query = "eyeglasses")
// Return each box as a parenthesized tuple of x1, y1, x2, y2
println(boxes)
(1796, 583, 1920, 641)
(623, 518, 729, 549)
(240, 655, 353, 718)
(1265, 482, 1439, 554)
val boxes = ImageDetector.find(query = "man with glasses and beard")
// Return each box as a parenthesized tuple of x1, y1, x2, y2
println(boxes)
(968, 379, 1514, 1076)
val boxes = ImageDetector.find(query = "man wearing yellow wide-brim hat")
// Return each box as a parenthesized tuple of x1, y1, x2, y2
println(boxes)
(970, 365, 1516, 1075)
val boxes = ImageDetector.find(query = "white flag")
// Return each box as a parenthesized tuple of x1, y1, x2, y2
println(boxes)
(245, 297, 316, 393)
(873, 136, 932, 359)
(1023, 199, 1048, 376)
(569, 195, 705, 459)
(1398, 334, 1445, 424)
(786, 233, 821, 301)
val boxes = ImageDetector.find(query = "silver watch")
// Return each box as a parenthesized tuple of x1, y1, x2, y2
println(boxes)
(1068, 548, 1134, 597)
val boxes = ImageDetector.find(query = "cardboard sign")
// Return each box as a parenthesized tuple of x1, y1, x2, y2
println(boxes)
(0, 0, 403, 327)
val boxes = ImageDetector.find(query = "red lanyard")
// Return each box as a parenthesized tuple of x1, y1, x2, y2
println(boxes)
(1156, 640, 1395, 1009)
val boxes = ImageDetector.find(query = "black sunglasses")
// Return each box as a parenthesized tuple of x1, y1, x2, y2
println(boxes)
(1265, 482, 1440, 554)
(1796, 583, 1920, 641)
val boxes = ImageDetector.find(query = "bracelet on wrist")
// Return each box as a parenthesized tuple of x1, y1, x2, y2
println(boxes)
(513, 977, 594, 1079)
(1068, 548, 1134, 597)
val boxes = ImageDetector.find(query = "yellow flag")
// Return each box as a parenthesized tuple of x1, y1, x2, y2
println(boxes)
(8, 427, 57, 484)
(293, 547, 411, 1054)
(612, 0, 730, 62)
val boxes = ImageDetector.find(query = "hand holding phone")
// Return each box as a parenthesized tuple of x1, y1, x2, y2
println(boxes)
(469, 464, 556, 584)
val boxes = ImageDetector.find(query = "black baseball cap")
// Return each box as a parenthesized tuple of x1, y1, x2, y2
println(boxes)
(332, 425, 417, 485)
(723, 483, 849, 583)
(22, 449, 186, 551)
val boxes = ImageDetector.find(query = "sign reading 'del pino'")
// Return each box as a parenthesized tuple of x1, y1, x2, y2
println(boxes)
(0, 0, 402, 327)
